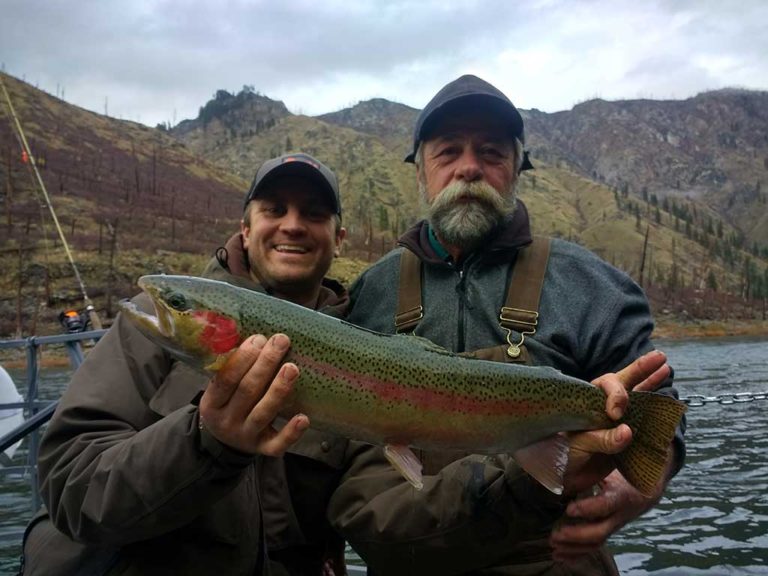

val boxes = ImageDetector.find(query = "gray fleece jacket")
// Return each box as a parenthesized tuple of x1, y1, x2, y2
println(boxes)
(330, 201, 686, 576)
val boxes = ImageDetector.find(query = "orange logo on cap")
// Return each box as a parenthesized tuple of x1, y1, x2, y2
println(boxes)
(282, 155, 319, 169)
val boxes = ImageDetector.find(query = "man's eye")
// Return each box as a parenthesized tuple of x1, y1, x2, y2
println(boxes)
(481, 147, 504, 158)
(306, 210, 329, 221)
(437, 146, 459, 157)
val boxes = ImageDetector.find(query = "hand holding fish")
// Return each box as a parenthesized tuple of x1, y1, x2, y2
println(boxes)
(198, 333, 310, 456)
(560, 350, 672, 495)
(550, 350, 676, 563)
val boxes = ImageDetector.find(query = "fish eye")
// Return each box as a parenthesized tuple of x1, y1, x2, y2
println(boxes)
(165, 292, 189, 311)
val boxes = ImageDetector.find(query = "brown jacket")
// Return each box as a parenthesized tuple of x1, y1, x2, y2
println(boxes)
(22, 233, 350, 576)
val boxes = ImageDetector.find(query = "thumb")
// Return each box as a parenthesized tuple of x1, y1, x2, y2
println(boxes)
(570, 424, 633, 456)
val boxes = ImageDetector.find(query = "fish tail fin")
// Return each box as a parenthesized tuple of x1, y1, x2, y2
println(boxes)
(617, 391, 687, 496)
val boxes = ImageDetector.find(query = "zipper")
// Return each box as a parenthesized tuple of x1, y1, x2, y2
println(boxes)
(455, 265, 467, 352)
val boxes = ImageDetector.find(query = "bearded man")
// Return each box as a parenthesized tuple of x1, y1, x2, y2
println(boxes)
(326, 75, 686, 575)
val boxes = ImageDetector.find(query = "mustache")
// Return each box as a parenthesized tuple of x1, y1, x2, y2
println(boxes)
(432, 180, 504, 208)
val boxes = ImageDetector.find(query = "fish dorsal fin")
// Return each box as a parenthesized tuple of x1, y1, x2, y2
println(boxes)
(513, 433, 570, 495)
(397, 334, 455, 356)
(384, 444, 424, 490)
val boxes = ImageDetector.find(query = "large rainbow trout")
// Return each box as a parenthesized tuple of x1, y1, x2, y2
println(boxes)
(119, 275, 686, 496)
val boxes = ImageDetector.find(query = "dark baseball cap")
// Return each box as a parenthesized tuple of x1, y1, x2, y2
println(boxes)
(405, 74, 533, 171)
(244, 152, 341, 215)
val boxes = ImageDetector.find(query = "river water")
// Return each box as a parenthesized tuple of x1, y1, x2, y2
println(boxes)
(1, 337, 766, 575)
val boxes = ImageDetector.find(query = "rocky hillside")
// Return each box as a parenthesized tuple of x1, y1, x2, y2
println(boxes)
(523, 90, 768, 247)
(0, 72, 248, 335)
(1, 72, 766, 337)
(318, 98, 418, 152)
(171, 86, 768, 322)
(171, 87, 291, 160)
(171, 93, 423, 253)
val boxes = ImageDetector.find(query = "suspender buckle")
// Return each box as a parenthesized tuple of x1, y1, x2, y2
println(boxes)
(499, 307, 538, 359)
(395, 305, 423, 333)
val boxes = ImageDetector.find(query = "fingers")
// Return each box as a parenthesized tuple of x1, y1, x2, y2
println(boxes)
(591, 350, 670, 420)
(551, 523, 611, 562)
(258, 413, 311, 457)
(552, 470, 655, 563)
(204, 335, 268, 409)
(565, 486, 618, 520)
(615, 350, 668, 391)
(591, 374, 628, 420)
(199, 333, 307, 455)
(630, 361, 671, 392)
(569, 424, 633, 456)
(243, 362, 299, 435)
(551, 483, 619, 562)
(230, 334, 292, 420)
(562, 425, 632, 494)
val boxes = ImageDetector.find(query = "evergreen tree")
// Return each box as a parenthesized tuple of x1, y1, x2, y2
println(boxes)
(706, 269, 718, 292)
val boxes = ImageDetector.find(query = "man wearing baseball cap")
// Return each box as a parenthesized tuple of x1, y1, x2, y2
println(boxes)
(328, 75, 685, 575)
(240, 152, 345, 307)
(22, 152, 350, 575)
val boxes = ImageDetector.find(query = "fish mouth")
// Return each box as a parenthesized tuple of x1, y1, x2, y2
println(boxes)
(140, 277, 178, 336)
(118, 280, 197, 365)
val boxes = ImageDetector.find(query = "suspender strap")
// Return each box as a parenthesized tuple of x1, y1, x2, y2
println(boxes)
(394, 237, 551, 340)
(499, 236, 551, 333)
(499, 236, 550, 358)
(394, 249, 423, 333)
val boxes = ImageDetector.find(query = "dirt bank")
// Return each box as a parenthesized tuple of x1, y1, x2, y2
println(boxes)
(653, 317, 768, 340)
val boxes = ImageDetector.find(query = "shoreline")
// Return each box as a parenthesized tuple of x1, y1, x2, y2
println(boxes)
(652, 317, 768, 340)
(2, 319, 766, 370)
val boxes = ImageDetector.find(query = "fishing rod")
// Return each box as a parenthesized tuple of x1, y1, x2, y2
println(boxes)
(0, 74, 102, 329)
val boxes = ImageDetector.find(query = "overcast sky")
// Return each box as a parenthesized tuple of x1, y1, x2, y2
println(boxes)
(2, 0, 767, 128)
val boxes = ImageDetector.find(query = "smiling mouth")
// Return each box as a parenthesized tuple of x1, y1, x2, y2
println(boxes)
(274, 244, 310, 254)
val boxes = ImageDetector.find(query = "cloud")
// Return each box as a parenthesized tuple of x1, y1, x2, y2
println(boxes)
(1, 0, 766, 126)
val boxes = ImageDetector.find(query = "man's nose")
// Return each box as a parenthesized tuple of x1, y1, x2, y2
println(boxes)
(279, 207, 307, 233)
(454, 148, 483, 182)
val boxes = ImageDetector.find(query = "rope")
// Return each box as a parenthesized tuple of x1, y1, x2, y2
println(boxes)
(0, 74, 102, 328)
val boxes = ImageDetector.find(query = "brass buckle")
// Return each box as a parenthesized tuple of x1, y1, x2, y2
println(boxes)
(499, 307, 538, 358)
(395, 305, 423, 332)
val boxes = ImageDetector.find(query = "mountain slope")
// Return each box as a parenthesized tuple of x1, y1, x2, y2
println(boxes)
(0, 72, 249, 334)
(524, 90, 768, 246)
(1, 74, 766, 337)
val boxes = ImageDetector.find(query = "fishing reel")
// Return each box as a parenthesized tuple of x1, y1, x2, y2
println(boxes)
(58, 309, 91, 333)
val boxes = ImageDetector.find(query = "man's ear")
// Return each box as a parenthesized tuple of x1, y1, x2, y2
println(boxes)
(240, 219, 250, 249)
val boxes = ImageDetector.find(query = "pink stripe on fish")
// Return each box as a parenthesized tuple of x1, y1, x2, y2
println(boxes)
(292, 351, 543, 416)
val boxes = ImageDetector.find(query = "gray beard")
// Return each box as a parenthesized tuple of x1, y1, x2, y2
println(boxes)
(423, 180, 516, 252)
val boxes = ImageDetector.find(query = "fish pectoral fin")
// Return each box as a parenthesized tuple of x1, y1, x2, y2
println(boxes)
(384, 444, 424, 490)
(513, 433, 569, 495)
(204, 351, 234, 372)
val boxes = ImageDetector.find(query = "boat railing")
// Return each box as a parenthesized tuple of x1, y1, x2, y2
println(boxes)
(0, 330, 106, 518)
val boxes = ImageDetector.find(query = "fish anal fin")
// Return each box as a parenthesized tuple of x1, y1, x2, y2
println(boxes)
(384, 444, 424, 490)
(513, 433, 569, 495)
